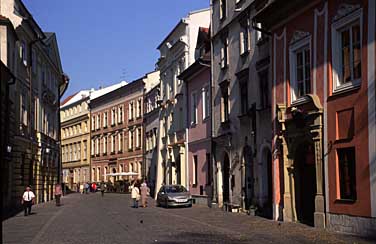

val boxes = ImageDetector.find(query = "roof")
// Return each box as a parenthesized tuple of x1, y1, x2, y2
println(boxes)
(90, 81, 128, 101)
(60, 90, 91, 108)
(60, 92, 78, 107)
(157, 8, 209, 49)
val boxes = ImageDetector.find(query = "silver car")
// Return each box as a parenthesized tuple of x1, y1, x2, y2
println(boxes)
(156, 185, 192, 208)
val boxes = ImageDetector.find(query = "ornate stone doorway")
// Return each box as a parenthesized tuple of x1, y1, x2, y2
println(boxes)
(277, 95, 326, 228)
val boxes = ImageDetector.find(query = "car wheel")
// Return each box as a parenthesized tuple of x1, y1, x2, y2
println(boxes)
(165, 199, 169, 208)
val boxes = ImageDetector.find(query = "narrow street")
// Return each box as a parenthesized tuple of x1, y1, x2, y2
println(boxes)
(2, 193, 372, 244)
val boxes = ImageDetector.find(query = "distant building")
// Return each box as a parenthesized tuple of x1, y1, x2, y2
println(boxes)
(155, 8, 210, 194)
(179, 27, 212, 205)
(0, 0, 68, 216)
(60, 90, 91, 191)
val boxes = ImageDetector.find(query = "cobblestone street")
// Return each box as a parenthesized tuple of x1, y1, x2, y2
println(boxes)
(2, 193, 373, 244)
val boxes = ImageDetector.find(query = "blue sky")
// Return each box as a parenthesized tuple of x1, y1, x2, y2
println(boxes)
(24, 0, 209, 100)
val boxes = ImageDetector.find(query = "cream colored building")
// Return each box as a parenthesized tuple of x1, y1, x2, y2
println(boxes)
(0, 0, 68, 212)
(60, 91, 91, 190)
(155, 9, 210, 193)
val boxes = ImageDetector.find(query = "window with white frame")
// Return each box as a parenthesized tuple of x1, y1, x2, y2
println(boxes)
(96, 114, 100, 130)
(202, 86, 209, 119)
(191, 92, 198, 125)
(128, 130, 133, 150)
(103, 136, 107, 154)
(289, 37, 311, 101)
(111, 108, 116, 125)
(332, 9, 362, 93)
(136, 127, 141, 149)
(83, 141, 87, 159)
(129, 101, 134, 121)
(118, 132, 123, 152)
(91, 140, 95, 156)
(137, 98, 142, 118)
(91, 116, 95, 131)
(96, 167, 100, 182)
(103, 111, 108, 128)
(96, 138, 99, 155)
(118, 106, 123, 123)
(111, 134, 115, 153)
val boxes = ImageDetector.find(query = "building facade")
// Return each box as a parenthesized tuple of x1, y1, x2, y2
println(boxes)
(211, 0, 273, 215)
(179, 27, 212, 205)
(60, 90, 91, 191)
(143, 81, 160, 197)
(255, 0, 376, 236)
(155, 8, 210, 194)
(0, 0, 68, 216)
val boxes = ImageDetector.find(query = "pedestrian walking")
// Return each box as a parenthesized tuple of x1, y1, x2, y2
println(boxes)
(84, 182, 89, 194)
(92, 182, 97, 192)
(100, 181, 106, 197)
(129, 181, 140, 208)
(140, 181, 150, 208)
(79, 183, 83, 194)
(21, 186, 35, 216)
(55, 183, 63, 206)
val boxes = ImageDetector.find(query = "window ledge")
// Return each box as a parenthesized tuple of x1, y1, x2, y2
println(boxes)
(334, 199, 356, 204)
(291, 96, 311, 106)
(332, 82, 361, 97)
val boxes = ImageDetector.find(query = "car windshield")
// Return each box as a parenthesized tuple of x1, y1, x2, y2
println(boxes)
(165, 185, 187, 193)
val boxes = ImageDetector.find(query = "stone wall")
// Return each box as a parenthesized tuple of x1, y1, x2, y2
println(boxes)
(327, 213, 376, 238)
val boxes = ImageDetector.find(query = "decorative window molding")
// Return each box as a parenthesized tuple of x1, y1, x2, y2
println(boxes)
(331, 8, 362, 94)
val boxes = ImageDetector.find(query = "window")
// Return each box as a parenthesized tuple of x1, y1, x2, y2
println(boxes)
(20, 41, 27, 66)
(111, 134, 115, 153)
(20, 93, 28, 126)
(137, 98, 142, 118)
(103, 136, 107, 155)
(118, 106, 123, 123)
(220, 83, 229, 123)
(191, 92, 198, 125)
(202, 87, 210, 120)
(259, 70, 270, 109)
(337, 147, 356, 200)
(96, 138, 99, 155)
(240, 81, 248, 115)
(239, 20, 250, 55)
(129, 101, 134, 121)
(91, 116, 95, 131)
(219, 0, 226, 20)
(97, 167, 100, 182)
(118, 132, 123, 152)
(136, 127, 142, 149)
(77, 142, 81, 160)
(111, 108, 116, 125)
(220, 35, 229, 69)
(96, 114, 101, 130)
(289, 36, 311, 101)
(193, 155, 198, 186)
(91, 140, 95, 156)
(128, 130, 133, 150)
(83, 141, 87, 159)
(103, 111, 108, 128)
(332, 9, 362, 93)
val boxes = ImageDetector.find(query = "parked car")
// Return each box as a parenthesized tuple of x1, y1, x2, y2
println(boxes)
(156, 185, 192, 208)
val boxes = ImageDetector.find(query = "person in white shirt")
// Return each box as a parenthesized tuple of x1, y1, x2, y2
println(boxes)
(22, 186, 35, 216)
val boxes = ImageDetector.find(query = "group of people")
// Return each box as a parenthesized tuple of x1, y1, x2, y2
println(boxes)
(129, 180, 150, 208)
(77, 182, 98, 194)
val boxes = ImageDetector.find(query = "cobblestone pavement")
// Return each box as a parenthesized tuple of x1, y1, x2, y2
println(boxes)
(2, 193, 374, 244)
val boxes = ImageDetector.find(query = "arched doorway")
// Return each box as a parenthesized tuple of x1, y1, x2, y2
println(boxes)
(223, 153, 230, 203)
(294, 142, 316, 226)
